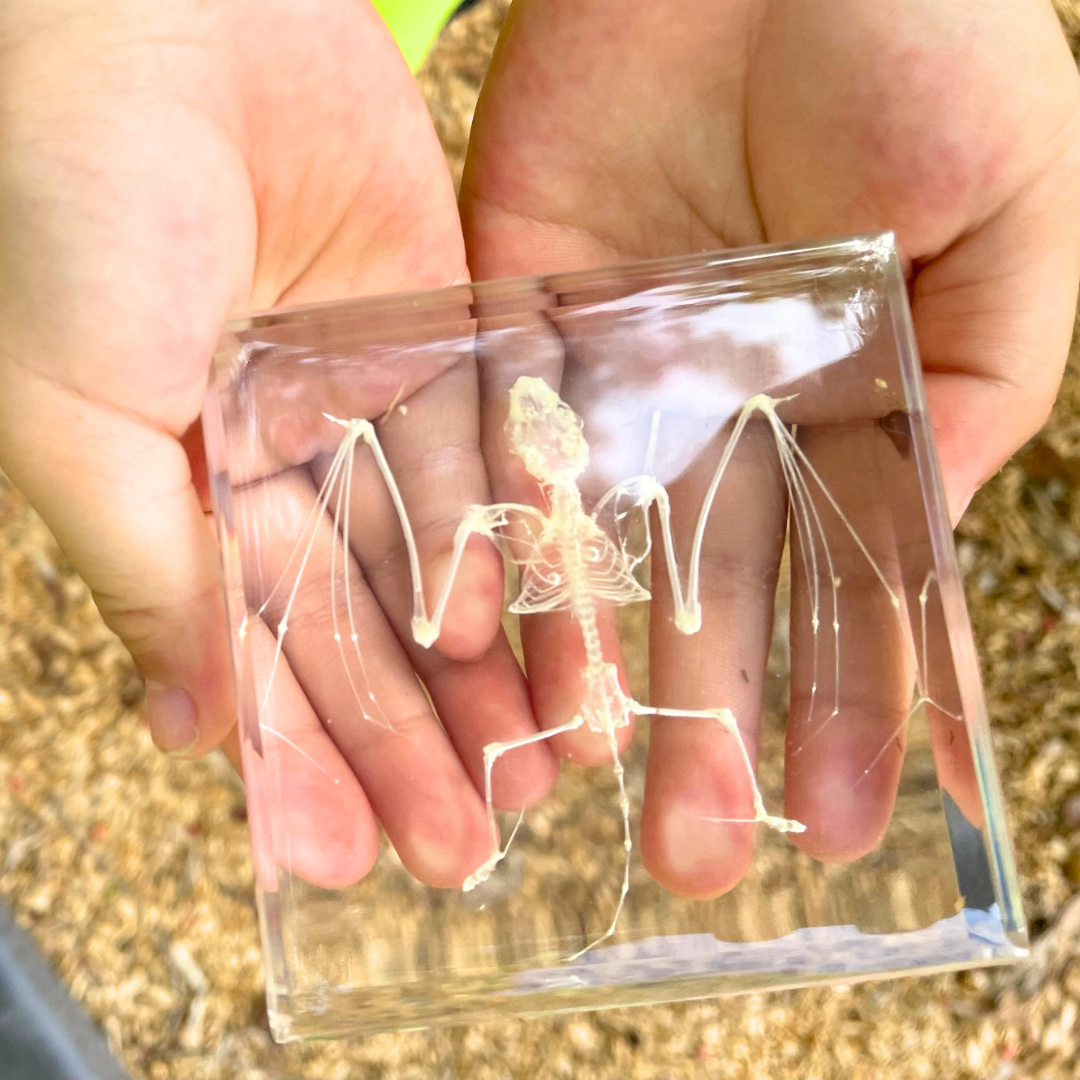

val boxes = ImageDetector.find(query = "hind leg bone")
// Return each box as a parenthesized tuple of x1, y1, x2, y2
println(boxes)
(463, 715, 586, 891)
(632, 701, 805, 834)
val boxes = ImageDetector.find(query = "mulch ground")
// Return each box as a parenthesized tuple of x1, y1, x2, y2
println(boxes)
(2, 2, 1080, 1077)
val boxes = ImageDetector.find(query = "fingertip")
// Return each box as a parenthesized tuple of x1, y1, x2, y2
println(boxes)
(640, 800, 754, 899)
(145, 662, 237, 761)
(218, 725, 243, 775)
(396, 794, 492, 890)
(929, 714, 986, 831)
(285, 804, 380, 891)
(119, 576, 238, 761)
(145, 681, 200, 756)
(639, 701, 767, 897)
(275, 758, 380, 890)
(786, 771, 892, 864)
(949, 487, 975, 530)
(790, 824, 887, 865)
(945, 787, 985, 833)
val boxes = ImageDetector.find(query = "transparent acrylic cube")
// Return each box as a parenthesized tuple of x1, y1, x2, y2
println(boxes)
(203, 233, 1027, 1042)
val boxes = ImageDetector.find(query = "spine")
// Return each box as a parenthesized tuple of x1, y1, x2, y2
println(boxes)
(551, 482, 606, 677)
(561, 532, 605, 677)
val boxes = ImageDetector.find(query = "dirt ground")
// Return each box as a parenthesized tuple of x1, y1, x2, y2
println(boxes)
(3, 2, 1080, 1078)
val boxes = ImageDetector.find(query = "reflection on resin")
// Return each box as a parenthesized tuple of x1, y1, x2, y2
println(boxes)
(205, 236, 1025, 1040)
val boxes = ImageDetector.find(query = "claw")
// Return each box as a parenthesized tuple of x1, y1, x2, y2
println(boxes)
(765, 815, 807, 834)
(462, 853, 504, 892)
(411, 616, 438, 648)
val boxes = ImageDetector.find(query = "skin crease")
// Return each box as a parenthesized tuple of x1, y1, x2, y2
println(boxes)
(0, 0, 1077, 902)
(461, 0, 1080, 895)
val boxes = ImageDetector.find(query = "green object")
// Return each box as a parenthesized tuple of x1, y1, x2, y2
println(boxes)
(374, 0, 462, 71)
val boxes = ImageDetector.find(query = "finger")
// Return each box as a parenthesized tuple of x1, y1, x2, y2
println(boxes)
(910, 580, 984, 830)
(421, 637, 560, 809)
(640, 415, 788, 898)
(467, 166, 641, 766)
(912, 150, 1080, 524)
(475, 322, 634, 765)
(0, 385, 235, 759)
(519, 606, 634, 767)
(310, 429, 559, 810)
(875, 411, 983, 827)
(246, 617, 378, 890)
(373, 353, 505, 660)
(235, 467, 490, 889)
(782, 421, 913, 861)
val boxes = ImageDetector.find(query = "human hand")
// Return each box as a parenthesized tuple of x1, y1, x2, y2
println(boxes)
(0, 0, 556, 888)
(461, 0, 1080, 894)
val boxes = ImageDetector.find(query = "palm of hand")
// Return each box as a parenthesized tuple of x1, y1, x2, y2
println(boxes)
(459, 0, 1080, 890)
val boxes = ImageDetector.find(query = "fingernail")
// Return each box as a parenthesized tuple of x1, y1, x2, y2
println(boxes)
(145, 682, 199, 756)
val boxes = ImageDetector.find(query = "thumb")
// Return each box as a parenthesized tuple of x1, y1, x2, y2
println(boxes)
(0, 372, 234, 758)
(912, 153, 1080, 527)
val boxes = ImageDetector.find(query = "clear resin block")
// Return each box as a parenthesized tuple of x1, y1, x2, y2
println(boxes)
(203, 234, 1027, 1042)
